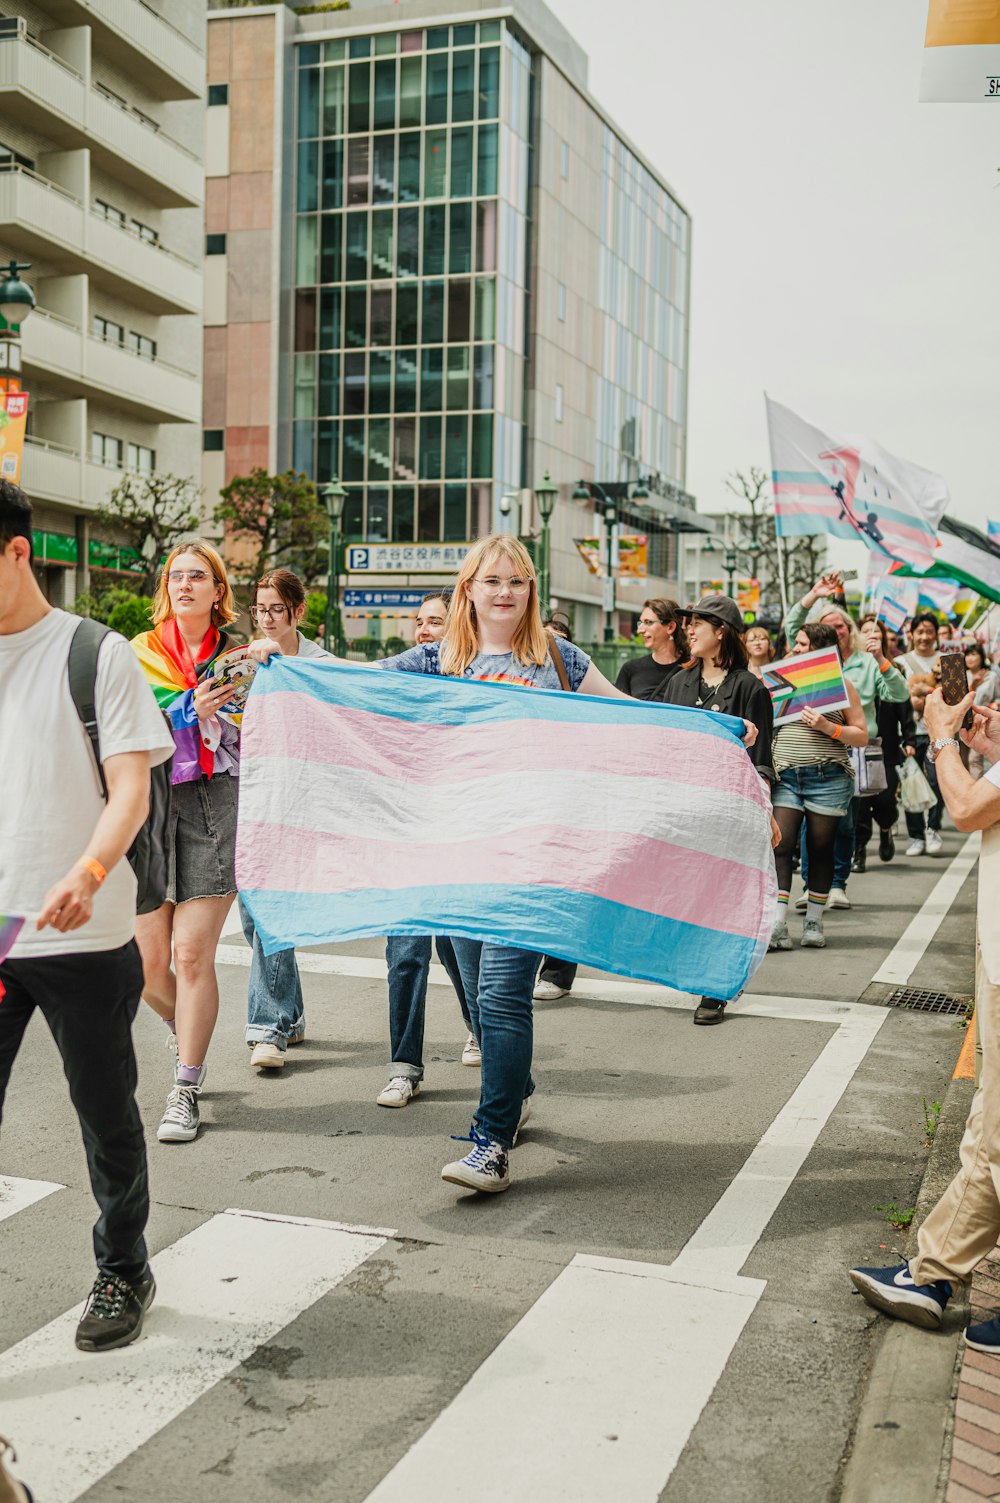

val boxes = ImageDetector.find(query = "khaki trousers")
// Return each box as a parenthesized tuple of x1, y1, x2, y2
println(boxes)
(912, 949, 1000, 1286)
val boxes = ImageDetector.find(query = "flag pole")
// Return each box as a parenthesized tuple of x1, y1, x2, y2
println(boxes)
(775, 530, 791, 627)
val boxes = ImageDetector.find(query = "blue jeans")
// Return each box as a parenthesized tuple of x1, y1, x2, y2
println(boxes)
(241, 895, 304, 1050)
(386, 934, 470, 1082)
(449, 938, 540, 1148)
(799, 792, 858, 891)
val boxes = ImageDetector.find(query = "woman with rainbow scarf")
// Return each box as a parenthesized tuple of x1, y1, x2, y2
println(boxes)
(131, 540, 254, 1145)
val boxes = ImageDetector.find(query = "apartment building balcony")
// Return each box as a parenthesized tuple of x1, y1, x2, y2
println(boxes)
(23, 307, 200, 424)
(24, 434, 168, 513)
(0, 34, 202, 208)
(0, 166, 201, 316)
(39, 0, 202, 101)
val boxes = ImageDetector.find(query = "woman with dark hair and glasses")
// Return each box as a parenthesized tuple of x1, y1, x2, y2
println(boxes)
(615, 598, 689, 699)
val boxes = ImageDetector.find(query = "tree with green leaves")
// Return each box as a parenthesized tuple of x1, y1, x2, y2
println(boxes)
(94, 472, 202, 595)
(213, 469, 328, 586)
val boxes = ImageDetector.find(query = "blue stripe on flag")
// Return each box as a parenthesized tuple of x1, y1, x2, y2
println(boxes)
(774, 514, 861, 542)
(771, 473, 937, 537)
(240, 884, 766, 1002)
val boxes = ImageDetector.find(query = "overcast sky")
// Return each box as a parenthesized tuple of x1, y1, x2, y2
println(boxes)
(546, 0, 999, 565)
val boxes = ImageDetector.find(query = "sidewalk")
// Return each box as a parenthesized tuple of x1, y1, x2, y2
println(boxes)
(948, 1244, 1000, 1501)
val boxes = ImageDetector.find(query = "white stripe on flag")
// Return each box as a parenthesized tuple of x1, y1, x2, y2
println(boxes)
(0, 1174, 63, 1223)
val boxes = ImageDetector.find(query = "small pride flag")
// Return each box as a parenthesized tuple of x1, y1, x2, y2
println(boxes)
(877, 594, 909, 633)
(0, 914, 26, 1001)
(762, 646, 850, 725)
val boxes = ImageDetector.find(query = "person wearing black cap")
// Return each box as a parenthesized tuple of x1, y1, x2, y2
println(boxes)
(653, 593, 777, 1024)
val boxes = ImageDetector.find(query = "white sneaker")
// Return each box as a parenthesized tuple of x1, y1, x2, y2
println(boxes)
(461, 1033, 481, 1067)
(533, 979, 568, 1001)
(512, 1096, 532, 1146)
(827, 887, 851, 910)
(925, 829, 943, 855)
(250, 1041, 285, 1070)
(906, 839, 925, 857)
(441, 1130, 510, 1192)
(157, 1085, 200, 1143)
(794, 893, 808, 913)
(801, 921, 826, 949)
(377, 1076, 420, 1108)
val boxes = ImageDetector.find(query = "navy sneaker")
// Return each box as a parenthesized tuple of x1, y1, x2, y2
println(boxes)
(849, 1261, 952, 1330)
(965, 1316, 1000, 1354)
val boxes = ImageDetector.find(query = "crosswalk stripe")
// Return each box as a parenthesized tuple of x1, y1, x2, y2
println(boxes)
(0, 1174, 63, 1223)
(0, 1208, 391, 1503)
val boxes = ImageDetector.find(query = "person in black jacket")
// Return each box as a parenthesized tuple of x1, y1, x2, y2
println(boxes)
(653, 594, 777, 1024)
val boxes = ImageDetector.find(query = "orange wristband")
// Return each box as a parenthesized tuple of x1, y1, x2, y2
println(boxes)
(830, 723, 842, 740)
(79, 857, 107, 887)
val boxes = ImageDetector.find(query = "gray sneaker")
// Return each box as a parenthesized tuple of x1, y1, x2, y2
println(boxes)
(769, 919, 793, 951)
(157, 1085, 200, 1143)
(801, 920, 826, 949)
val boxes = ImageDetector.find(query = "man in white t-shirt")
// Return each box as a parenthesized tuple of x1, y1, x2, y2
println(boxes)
(850, 685, 1000, 1354)
(0, 483, 173, 1353)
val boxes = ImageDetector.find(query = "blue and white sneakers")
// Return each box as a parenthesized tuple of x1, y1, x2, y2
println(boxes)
(965, 1316, 1000, 1353)
(441, 1127, 510, 1193)
(849, 1261, 952, 1330)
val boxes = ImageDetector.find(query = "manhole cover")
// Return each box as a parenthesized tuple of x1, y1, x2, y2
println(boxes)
(885, 987, 973, 1017)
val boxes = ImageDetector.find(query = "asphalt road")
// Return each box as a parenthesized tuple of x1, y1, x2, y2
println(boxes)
(0, 826, 979, 1503)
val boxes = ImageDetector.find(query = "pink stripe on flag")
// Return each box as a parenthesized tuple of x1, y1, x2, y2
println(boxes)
(773, 495, 933, 547)
(237, 821, 770, 942)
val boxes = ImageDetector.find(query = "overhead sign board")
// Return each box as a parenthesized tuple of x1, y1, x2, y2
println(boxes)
(346, 543, 473, 574)
(921, 0, 1000, 101)
(344, 589, 426, 608)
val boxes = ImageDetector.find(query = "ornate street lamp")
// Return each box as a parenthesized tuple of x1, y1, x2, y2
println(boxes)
(534, 470, 558, 611)
(0, 260, 34, 378)
(320, 478, 346, 654)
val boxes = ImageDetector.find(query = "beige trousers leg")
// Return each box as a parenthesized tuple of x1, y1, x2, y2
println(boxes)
(911, 950, 1000, 1286)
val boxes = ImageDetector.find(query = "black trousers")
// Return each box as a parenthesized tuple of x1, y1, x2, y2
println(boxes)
(855, 767, 901, 850)
(0, 941, 149, 1283)
(539, 956, 578, 990)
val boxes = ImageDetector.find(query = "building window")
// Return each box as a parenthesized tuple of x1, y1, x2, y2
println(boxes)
(560, 141, 569, 179)
(554, 384, 564, 423)
(90, 432, 123, 468)
(92, 316, 125, 347)
(557, 283, 566, 322)
(0, 140, 34, 173)
(130, 218, 158, 245)
(128, 331, 157, 361)
(127, 443, 155, 474)
(206, 233, 227, 255)
(203, 429, 224, 451)
(94, 198, 127, 227)
(208, 83, 229, 106)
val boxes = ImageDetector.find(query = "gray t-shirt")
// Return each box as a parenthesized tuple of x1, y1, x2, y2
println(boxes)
(376, 638, 590, 691)
(294, 632, 333, 660)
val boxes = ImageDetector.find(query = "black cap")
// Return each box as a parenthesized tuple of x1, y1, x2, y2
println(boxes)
(680, 593, 744, 633)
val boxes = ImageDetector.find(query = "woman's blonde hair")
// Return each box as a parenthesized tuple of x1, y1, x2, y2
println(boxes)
(811, 602, 863, 657)
(152, 539, 238, 629)
(441, 534, 548, 676)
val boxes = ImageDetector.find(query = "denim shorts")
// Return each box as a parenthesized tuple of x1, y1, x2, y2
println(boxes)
(166, 774, 238, 905)
(772, 762, 854, 817)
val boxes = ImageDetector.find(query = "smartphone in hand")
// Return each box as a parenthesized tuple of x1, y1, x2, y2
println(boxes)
(938, 647, 974, 729)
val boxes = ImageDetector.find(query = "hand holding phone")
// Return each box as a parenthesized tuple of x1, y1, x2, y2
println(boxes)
(938, 648, 974, 729)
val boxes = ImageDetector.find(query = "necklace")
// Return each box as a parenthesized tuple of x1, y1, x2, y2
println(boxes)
(695, 667, 729, 710)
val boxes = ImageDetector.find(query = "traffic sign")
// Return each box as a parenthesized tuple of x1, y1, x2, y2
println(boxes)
(344, 590, 425, 608)
(346, 543, 472, 574)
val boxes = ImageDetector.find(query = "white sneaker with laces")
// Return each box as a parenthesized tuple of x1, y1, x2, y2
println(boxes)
(794, 893, 808, 913)
(801, 921, 826, 949)
(250, 1041, 285, 1070)
(533, 979, 568, 1001)
(926, 829, 943, 855)
(906, 839, 925, 857)
(461, 1033, 481, 1067)
(827, 887, 851, 910)
(157, 1085, 200, 1143)
(377, 1076, 420, 1108)
(441, 1130, 510, 1192)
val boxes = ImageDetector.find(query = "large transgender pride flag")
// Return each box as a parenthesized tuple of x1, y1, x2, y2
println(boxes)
(236, 660, 777, 1001)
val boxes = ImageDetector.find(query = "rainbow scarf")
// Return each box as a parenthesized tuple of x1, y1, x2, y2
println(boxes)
(132, 621, 226, 784)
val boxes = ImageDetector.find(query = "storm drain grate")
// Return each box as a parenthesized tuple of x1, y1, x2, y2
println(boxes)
(885, 987, 973, 1017)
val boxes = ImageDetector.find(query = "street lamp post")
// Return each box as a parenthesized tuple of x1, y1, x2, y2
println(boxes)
(603, 501, 617, 641)
(724, 547, 738, 597)
(320, 478, 346, 654)
(534, 470, 558, 612)
(498, 492, 516, 535)
(0, 260, 35, 382)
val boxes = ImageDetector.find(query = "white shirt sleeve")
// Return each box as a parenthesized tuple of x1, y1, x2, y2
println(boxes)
(94, 634, 176, 767)
(985, 761, 1000, 791)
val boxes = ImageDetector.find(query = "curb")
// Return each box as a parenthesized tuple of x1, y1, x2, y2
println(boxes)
(838, 1073, 975, 1503)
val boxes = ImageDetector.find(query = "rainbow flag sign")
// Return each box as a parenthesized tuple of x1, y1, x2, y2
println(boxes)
(762, 646, 849, 725)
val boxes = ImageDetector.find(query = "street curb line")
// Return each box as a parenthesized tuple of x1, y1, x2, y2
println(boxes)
(838, 1075, 974, 1503)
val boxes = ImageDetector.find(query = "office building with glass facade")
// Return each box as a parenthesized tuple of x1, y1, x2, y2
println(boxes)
(205, 0, 697, 639)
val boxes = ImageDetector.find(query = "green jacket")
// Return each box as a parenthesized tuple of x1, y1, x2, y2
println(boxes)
(783, 598, 909, 737)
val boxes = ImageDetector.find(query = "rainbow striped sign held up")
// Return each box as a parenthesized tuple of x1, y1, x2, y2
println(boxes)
(762, 645, 849, 725)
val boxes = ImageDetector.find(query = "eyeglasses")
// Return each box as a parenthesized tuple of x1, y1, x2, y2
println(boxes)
(251, 604, 289, 621)
(475, 576, 531, 593)
(167, 569, 211, 584)
(638, 616, 662, 628)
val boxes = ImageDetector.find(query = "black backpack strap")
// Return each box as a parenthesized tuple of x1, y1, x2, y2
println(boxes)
(68, 618, 114, 801)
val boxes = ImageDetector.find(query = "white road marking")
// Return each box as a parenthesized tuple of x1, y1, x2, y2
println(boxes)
(872, 831, 981, 986)
(0, 1174, 63, 1223)
(0, 1209, 390, 1503)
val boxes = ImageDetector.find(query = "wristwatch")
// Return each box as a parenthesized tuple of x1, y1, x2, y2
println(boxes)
(927, 737, 960, 763)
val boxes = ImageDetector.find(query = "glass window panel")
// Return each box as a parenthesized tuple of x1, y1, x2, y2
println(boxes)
(369, 350, 392, 413)
(319, 353, 340, 415)
(446, 346, 470, 410)
(401, 30, 423, 54)
(294, 353, 316, 418)
(392, 485, 415, 541)
(451, 127, 473, 197)
(397, 132, 421, 201)
(322, 67, 344, 135)
(452, 49, 475, 123)
(423, 204, 446, 276)
(344, 351, 366, 413)
(375, 32, 398, 57)
(348, 62, 371, 133)
(299, 43, 320, 65)
(371, 207, 394, 278)
(347, 137, 370, 204)
(296, 216, 317, 284)
(426, 27, 449, 50)
(479, 21, 501, 42)
(342, 419, 365, 481)
(393, 418, 416, 481)
(447, 279, 471, 342)
(473, 345, 493, 408)
(295, 288, 317, 351)
(471, 413, 493, 477)
(454, 24, 476, 46)
(474, 277, 495, 340)
(345, 286, 368, 347)
(396, 283, 419, 345)
(421, 347, 442, 411)
(297, 141, 318, 212)
(342, 489, 364, 536)
(424, 130, 447, 198)
(443, 483, 468, 539)
(444, 415, 468, 480)
(421, 280, 444, 344)
(320, 212, 342, 282)
(298, 69, 319, 138)
(368, 420, 391, 482)
(319, 287, 341, 348)
(476, 200, 497, 272)
(321, 139, 343, 209)
(293, 420, 314, 476)
(317, 419, 340, 480)
(418, 484, 441, 538)
(367, 487, 390, 540)
(373, 134, 395, 202)
(370, 286, 393, 345)
(394, 349, 418, 412)
(346, 211, 368, 280)
(396, 207, 420, 277)
(426, 51, 449, 124)
(477, 123, 497, 195)
(373, 59, 396, 129)
(399, 56, 422, 127)
(478, 48, 499, 118)
(349, 36, 371, 59)
(449, 201, 472, 274)
(323, 39, 345, 62)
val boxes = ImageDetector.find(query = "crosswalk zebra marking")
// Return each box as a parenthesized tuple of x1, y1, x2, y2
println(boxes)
(0, 1174, 63, 1223)
(0, 1208, 391, 1503)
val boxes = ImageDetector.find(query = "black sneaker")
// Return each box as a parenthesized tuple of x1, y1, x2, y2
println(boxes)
(852, 847, 867, 874)
(879, 827, 895, 863)
(75, 1268, 156, 1353)
(693, 998, 727, 1025)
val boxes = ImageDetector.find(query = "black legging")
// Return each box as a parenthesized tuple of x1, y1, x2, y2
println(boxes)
(774, 805, 842, 897)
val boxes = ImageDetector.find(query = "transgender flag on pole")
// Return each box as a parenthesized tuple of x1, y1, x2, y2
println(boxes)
(236, 659, 777, 1001)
